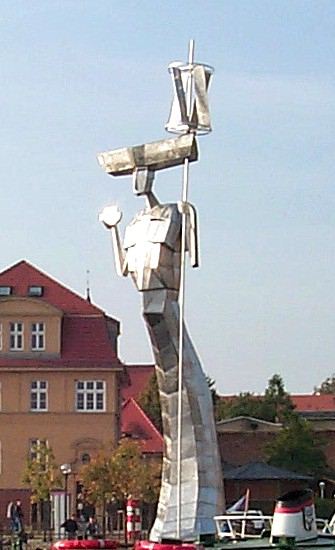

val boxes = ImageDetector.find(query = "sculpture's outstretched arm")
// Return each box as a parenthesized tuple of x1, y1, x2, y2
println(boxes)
(99, 206, 128, 277)
(178, 201, 199, 268)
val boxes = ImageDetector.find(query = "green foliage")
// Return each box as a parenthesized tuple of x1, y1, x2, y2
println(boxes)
(314, 373, 335, 394)
(216, 374, 295, 423)
(80, 450, 115, 508)
(80, 439, 161, 507)
(138, 373, 162, 432)
(315, 497, 335, 519)
(216, 391, 264, 420)
(263, 374, 295, 422)
(22, 442, 61, 503)
(265, 413, 327, 476)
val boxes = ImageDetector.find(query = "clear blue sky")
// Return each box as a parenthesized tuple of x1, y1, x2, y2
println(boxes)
(1, 1, 334, 394)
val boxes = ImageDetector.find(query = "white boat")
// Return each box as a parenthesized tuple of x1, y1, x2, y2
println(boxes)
(214, 489, 335, 545)
(214, 510, 273, 540)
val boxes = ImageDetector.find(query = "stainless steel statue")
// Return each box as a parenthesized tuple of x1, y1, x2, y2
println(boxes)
(98, 45, 224, 542)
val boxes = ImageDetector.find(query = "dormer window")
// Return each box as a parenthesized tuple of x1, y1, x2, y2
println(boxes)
(28, 286, 43, 297)
(0, 286, 12, 296)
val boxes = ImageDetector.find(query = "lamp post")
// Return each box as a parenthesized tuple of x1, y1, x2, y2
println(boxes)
(319, 481, 326, 499)
(60, 463, 72, 521)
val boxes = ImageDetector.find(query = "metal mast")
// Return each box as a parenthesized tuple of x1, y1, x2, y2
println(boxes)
(176, 39, 195, 539)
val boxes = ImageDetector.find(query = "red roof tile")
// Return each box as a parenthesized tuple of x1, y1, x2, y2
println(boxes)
(0, 260, 103, 315)
(121, 398, 163, 454)
(291, 394, 335, 411)
(122, 364, 155, 401)
(61, 316, 117, 361)
(220, 393, 335, 413)
(0, 260, 122, 369)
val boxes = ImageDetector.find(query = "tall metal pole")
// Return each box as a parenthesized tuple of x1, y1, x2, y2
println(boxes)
(176, 38, 195, 540)
(64, 473, 68, 521)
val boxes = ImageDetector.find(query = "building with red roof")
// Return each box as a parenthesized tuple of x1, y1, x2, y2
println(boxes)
(0, 260, 124, 525)
(121, 398, 163, 455)
(121, 364, 164, 456)
(291, 394, 335, 413)
(122, 364, 154, 401)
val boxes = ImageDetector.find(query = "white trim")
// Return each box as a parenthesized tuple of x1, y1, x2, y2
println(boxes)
(30, 380, 48, 411)
(75, 380, 106, 412)
(31, 322, 46, 351)
(9, 322, 24, 351)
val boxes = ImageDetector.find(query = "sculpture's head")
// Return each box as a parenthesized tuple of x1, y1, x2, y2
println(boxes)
(133, 167, 155, 196)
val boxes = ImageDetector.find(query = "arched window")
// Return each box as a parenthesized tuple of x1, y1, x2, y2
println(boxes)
(81, 452, 91, 465)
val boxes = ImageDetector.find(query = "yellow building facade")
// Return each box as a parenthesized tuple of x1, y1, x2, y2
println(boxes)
(0, 260, 124, 527)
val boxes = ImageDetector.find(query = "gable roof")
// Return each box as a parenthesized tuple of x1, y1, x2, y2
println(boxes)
(224, 461, 313, 481)
(121, 397, 163, 454)
(217, 416, 281, 428)
(122, 364, 155, 401)
(0, 260, 122, 368)
(0, 260, 104, 315)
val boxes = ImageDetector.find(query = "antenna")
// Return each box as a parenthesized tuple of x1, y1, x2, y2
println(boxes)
(86, 269, 91, 303)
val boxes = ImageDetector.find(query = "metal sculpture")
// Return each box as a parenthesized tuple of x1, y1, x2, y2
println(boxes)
(99, 42, 224, 542)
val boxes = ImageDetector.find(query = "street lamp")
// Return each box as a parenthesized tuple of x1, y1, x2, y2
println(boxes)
(319, 481, 326, 499)
(60, 463, 72, 521)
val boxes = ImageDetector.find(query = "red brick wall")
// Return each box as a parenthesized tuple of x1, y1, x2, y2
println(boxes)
(218, 431, 278, 466)
(218, 427, 335, 470)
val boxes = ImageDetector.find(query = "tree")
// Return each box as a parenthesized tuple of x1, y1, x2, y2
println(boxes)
(80, 439, 161, 533)
(138, 373, 162, 432)
(111, 439, 161, 503)
(216, 374, 295, 423)
(262, 374, 295, 422)
(80, 448, 115, 533)
(216, 391, 265, 421)
(206, 375, 220, 418)
(314, 373, 335, 394)
(22, 442, 61, 530)
(265, 413, 327, 477)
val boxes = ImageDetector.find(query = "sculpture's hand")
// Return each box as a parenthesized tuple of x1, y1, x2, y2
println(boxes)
(177, 200, 189, 216)
(99, 205, 123, 229)
(99, 205, 127, 277)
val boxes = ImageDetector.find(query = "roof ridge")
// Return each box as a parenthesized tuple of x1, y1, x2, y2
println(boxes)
(123, 397, 163, 441)
(0, 259, 103, 314)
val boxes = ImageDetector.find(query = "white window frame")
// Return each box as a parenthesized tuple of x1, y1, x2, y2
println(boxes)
(31, 322, 45, 351)
(9, 322, 24, 351)
(76, 380, 106, 412)
(30, 380, 48, 412)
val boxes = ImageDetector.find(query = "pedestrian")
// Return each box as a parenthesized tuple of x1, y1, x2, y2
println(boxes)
(84, 516, 99, 539)
(11, 500, 24, 535)
(61, 515, 78, 540)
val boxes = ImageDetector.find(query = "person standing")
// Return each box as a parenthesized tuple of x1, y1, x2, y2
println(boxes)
(61, 515, 78, 540)
(84, 517, 99, 539)
(11, 500, 24, 534)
